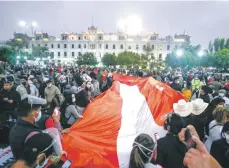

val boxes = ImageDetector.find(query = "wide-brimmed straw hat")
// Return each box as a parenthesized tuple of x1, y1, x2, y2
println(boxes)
(173, 99, 193, 117)
(192, 98, 208, 115)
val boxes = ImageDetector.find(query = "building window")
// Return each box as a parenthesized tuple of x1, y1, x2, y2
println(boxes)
(64, 44, 67, 48)
(64, 52, 67, 57)
(72, 44, 74, 48)
(78, 37, 81, 40)
(99, 36, 102, 40)
(120, 44, 123, 49)
(50, 52, 54, 57)
(84, 44, 86, 49)
(38, 44, 40, 47)
(90, 44, 96, 49)
(99, 44, 102, 49)
(72, 37, 74, 40)
(113, 44, 115, 49)
(45, 44, 47, 47)
(128, 46, 131, 49)
(58, 52, 60, 56)
(78, 52, 81, 56)
(119, 36, 125, 40)
(78, 44, 81, 49)
(62, 36, 67, 40)
(72, 52, 75, 57)
(84, 36, 87, 40)
(159, 54, 162, 60)
(105, 44, 108, 49)
(152, 45, 154, 50)
(136, 45, 139, 50)
(51, 44, 54, 48)
(167, 45, 170, 51)
(32, 44, 34, 48)
(143, 45, 146, 50)
(58, 44, 60, 48)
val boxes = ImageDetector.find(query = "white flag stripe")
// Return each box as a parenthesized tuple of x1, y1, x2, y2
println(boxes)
(116, 83, 166, 168)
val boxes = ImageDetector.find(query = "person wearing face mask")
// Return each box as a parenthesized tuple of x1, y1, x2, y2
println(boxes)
(44, 80, 64, 108)
(9, 133, 55, 168)
(191, 75, 201, 98)
(85, 81, 94, 101)
(9, 95, 47, 159)
(211, 121, 229, 168)
(16, 76, 39, 100)
(170, 77, 182, 92)
(215, 89, 229, 106)
(0, 81, 20, 121)
(60, 93, 83, 128)
(129, 133, 158, 168)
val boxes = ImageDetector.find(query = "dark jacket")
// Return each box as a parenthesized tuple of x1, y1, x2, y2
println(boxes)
(36, 114, 50, 130)
(0, 88, 20, 111)
(151, 133, 186, 168)
(210, 139, 229, 168)
(200, 93, 210, 103)
(170, 83, 182, 92)
(9, 118, 41, 159)
(192, 113, 207, 141)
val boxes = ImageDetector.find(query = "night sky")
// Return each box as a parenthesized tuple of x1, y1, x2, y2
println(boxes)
(0, 1, 229, 48)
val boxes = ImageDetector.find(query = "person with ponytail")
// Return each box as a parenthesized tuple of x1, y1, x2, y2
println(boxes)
(210, 121, 229, 168)
(129, 133, 157, 168)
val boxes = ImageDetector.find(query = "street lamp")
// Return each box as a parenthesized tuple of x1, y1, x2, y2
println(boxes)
(176, 49, 183, 57)
(24, 56, 27, 60)
(19, 20, 38, 37)
(198, 50, 204, 57)
(16, 56, 20, 59)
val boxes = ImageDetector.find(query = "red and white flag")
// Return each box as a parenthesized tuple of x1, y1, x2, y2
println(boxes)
(62, 74, 183, 168)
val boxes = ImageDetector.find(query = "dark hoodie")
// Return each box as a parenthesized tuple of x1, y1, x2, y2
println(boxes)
(151, 133, 186, 168)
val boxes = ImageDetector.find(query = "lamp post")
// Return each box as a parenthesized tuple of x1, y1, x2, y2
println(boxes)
(176, 49, 183, 57)
(198, 50, 205, 67)
(19, 20, 38, 37)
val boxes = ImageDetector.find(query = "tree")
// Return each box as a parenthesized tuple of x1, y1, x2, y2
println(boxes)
(225, 39, 229, 49)
(208, 41, 213, 53)
(32, 46, 50, 60)
(76, 52, 98, 66)
(6, 38, 28, 52)
(213, 38, 220, 52)
(117, 51, 140, 67)
(101, 53, 117, 67)
(220, 38, 225, 50)
(0, 46, 17, 63)
(214, 48, 229, 69)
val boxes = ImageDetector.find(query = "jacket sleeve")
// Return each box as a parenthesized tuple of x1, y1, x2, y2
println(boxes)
(150, 140, 165, 166)
(210, 141, 224, 166)
(55, 87, 64, 105)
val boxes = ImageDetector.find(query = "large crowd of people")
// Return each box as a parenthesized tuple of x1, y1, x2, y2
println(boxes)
(0, 62, 229, 168)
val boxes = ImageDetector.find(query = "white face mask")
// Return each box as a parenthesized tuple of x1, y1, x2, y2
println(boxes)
(72, 94, 76, 103)
(225, 133, 229, 144)
(86, 84, 91, 88)
(35, 157, 49, 168)
(219, 93, 225, 97)
(34, 111, 42, 122)
(47, 83, 52, 88)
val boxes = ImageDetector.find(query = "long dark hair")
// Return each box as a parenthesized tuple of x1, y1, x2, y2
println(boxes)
(129, 134, 156, 168)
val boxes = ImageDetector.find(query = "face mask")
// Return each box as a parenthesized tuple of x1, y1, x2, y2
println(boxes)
(134, 141, 157, 163)
(35, 157, 49, 168)
(47, 83, 52, 88)
(72, 94, 76, 103)
(219, 93, 225, 97)
(86, 84, 91, 88)
(176, 80, 179, 84)
(34, 111, 42, 122)
(224, 133, 229, 144)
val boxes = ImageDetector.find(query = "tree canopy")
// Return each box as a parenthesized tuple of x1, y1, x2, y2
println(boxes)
(101, 53, 117, 67)
(76, 52, 98, 66)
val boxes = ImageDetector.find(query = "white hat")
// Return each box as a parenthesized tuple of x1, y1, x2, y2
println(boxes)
(173, 99, 193, 117)
(192, 98, 208, 115)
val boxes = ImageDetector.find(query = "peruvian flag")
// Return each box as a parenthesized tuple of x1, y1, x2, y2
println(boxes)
(62, 74, 183, 168)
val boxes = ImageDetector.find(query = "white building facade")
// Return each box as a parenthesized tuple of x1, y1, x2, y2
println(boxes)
(15, 26, 190, 65)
